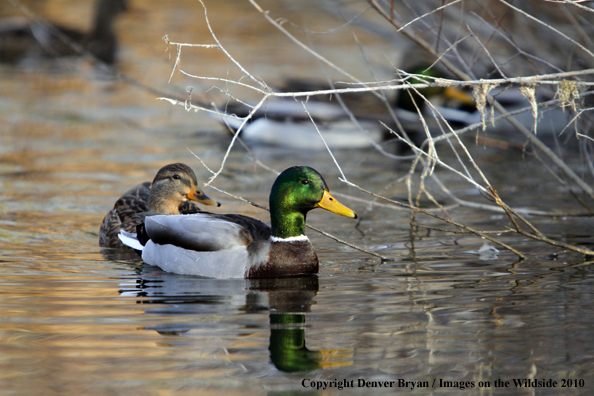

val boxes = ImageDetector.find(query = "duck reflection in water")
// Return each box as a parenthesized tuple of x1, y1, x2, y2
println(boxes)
(0, 0, 128, 65)
(119, 270, 353, 372)
(261, 277, 353, 372)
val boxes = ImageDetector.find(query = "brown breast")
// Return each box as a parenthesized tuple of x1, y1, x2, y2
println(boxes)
(246, 240, 319, 279)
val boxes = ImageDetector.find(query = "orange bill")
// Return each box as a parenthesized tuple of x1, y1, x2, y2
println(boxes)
(316, 190, 357, 219)
(444, 86, 475, 105)
(187, 185, 221, 207)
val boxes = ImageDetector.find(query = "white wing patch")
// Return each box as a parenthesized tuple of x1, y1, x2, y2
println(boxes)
(118, 230, 144, 251)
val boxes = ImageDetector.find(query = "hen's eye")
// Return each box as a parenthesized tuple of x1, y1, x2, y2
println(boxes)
(172, 174, 181, 180)
(301, 180, 309, 185)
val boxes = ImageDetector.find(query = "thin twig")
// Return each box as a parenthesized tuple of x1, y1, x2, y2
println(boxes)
(367, 0, 594, 198)
(204, 186, 392, 261)
(343, 181, 526, 258)
(498, 0, 594, 60)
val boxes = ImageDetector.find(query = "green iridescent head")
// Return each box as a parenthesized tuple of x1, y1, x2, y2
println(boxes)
(398, 66, 474, 111)
(269, 166, 356, 239)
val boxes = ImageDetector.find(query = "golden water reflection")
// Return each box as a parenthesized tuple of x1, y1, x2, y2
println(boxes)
(2, 0, 594, 395)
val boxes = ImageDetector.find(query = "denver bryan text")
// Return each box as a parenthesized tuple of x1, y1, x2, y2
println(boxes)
(301, 379, 429, 390)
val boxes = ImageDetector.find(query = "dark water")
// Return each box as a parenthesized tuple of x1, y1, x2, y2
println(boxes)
(1, 1, 594, 395)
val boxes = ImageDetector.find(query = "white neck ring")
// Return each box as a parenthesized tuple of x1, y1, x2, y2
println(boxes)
(270, 235, 309, 243)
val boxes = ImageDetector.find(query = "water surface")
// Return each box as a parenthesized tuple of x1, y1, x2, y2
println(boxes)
(1, 1, 594, 395)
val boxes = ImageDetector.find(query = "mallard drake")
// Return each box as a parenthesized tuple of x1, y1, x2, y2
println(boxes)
(394, 65, 477, 125)
(119, 166, 357, 279)
(0, 0, 127, 65)
(218, 100, 385, 150)
(99, 163, 220, 248)
(215, 65, 475, 150)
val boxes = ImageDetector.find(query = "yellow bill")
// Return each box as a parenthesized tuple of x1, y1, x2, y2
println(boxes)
(316, 190, 357, 219)
(444, 86, 475, 105)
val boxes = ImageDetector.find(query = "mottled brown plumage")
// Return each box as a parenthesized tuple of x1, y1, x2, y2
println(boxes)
(99, 163, 219, 248)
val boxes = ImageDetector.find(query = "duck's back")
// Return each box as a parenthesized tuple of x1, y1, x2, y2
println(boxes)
(140, 213, 318, 279)
(140, 213, 271, 278)
(100, 177, 204, 248)
(99, 181, 150, 247)
(143, 213, 269, 251)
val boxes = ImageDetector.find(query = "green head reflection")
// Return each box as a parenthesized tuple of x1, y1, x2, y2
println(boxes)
(269, 313, 353, 372)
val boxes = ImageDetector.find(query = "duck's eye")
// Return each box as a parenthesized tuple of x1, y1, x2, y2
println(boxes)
(301, 180, 309, 185)
(172, 174, 181, 180)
